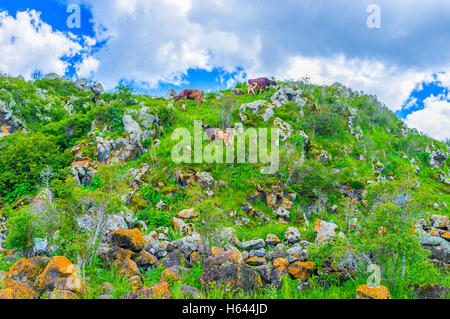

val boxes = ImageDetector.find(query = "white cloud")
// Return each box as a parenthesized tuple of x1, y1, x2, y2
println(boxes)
(0, 10, 83, 79)
(75, 55, 100, 78)
(271, 55, 432, 111)
(406, 94, 450, 141)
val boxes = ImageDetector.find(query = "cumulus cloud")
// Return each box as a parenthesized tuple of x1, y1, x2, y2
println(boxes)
(406, 94, 450, 141)
(0, 10, 83, 79)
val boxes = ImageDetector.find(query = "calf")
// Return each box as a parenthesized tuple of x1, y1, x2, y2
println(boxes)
(202, 125, 234, 146)
(174, 89, 204, 107)
(247, 77, 277, 95)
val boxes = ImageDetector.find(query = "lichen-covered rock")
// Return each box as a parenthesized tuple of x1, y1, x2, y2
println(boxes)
(48, 289, 78, 299)
(180, 285, 202, 298)
(265, 234, 281, 246)
(287, 261, 315, 281)
(122, 282, 172, 299)
(201, 250, 259, 293)
(38, 256, 84, 294)
(112, 258, 141, 279)
(6, 256, 49, 286)
(238, 238, 265, 251)
(160, 266, 181, 284)
(410, 284, 449, 299)
(133, 250, 157, 270)
(285, 227, 301, 244)
(109, 228, 145, 253)
(314, 220, 338, 243)
(2, 279, 39, 299)
(356, 285, 391, 299)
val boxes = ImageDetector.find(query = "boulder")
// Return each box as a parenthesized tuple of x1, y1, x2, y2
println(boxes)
(314, 220, 338, 243)
(287, 261, 315, 281)
(122, 282, 171, 299)
(356, 285, 391, 299)
(410, 284, 449, 299)
(112, 258, 141, 278)
(239, 238, 265, 251)
(201, 250, 259, 292)
(109, 228, 145, 253)
(285, 227, 301, 244)
(38, 256, 84, 293)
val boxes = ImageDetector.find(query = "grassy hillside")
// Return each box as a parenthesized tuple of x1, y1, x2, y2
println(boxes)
(0, 74, 448, 299)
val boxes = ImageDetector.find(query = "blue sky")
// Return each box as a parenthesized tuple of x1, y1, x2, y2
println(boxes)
(0, 0, 449, 140)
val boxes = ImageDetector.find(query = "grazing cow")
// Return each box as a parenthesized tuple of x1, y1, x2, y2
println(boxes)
(247, 77, 277, 95)
(202, 124, 234, 146)
(174, 89, 204, 107)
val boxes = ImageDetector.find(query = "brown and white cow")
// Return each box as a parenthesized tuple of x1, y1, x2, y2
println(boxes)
(174, 89, 204, 107)
(247, 77, 277, 95)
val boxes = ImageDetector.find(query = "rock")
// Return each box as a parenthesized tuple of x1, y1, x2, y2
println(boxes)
(109, 228, 145, 253)
(133, 250, 157, 270)
(201, 250, 259, 293)
(273, 117, 292, 141)
(74, 78, 88, 90)
(270, 86, 305, 107)
(48, 289, 78, 299)
(6, 256, 50, 286)
(216, 92, 224, 99)
(239, 238, 265, 251)
(420, 233, 450, 264)
(45, 73, 60, 80)
(122, 115, 142, 136)
(356, 285, 391, 299)
(122, 282, 171, 299)
(90, 81, 104, 95)
(232, 88, 244, 95)
(431, 215, 449, 229)
(160, 266, 181, 284)
(285, 227, 301, 244)
(180, 285, 202, 298)
(95, 135, 143, 164)
(164, 89, 177, 100)
(410, 284, 449, 299)
(135, 220, 148, 233)
(287, 261, 315, 281)
(178, 208, 198, 219)
(286, 244, 307, 263)
(112, 258, 141, 278)
(1, 280, 39, 299)
(273, 206, 290, 219)
(245, 255, 266, 266)
(265, 234, 282, 246)
(430, 149, 447, 168)
(38, 256, 84, 293)
(314, 220, 338, 243)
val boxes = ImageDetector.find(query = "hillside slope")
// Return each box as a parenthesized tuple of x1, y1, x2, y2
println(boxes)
(0, 74, 448, 299)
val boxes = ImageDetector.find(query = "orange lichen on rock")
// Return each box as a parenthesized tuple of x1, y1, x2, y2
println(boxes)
(2, 280, 39, 299)
(109, 228, 145, 253)
(38, 256, 83, 294)
(356, 285, 391, 299)
(160, 267, 181, 284)
(273, 258, 289, 270)
(122, 282, 172, 299)
(6, 256, 49, 285)
(211, 246, 225, 257)
(112, 258, 141, 279)
(441, 231, 450, 240)
(287, 261, 316, 281)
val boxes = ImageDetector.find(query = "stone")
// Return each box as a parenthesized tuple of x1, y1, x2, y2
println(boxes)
(180, 285, 202, 298)
(38, 256, 83, 293)
(265, 234, 281, 246)
(239, 238, 265, 251)
(285, 227, 301, 244)
(48, 289, 78, 299)
(112, 258, 141, 279)
(287, 261, 315, 281)
(356, 285, 391, 299)
(201, 250, 259, 293)
(160, 266, 181, 284)
(74, 78, 88, 90)
(133, 250, 157, 270)
(314, 220, 338, 243)
(410, 284, 449, 299)
(178, 208, 198, 219)
(122, 282, 172, 299)
(109, 228, 145, 253)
